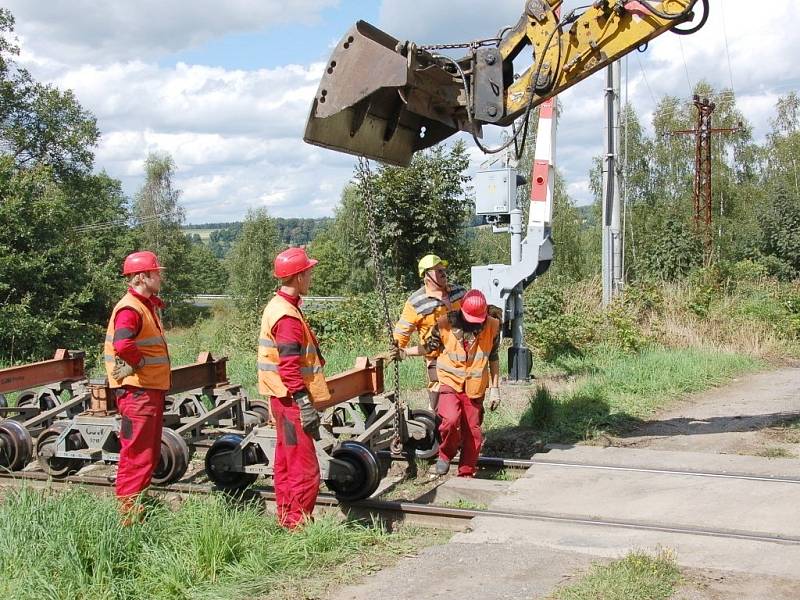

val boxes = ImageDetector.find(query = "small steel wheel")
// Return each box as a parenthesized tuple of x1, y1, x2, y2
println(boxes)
(205, 434, 258, 490)
(326, 441, 381, 501)
(0, 420, 33, 471)
(248, 400, 270, 425)
(37, 423, 84, 478)
(408, 409, 439, 460)
(152, 428, 191, 485)
(37, 389, 58, 412)
(15, 390, 37, 408)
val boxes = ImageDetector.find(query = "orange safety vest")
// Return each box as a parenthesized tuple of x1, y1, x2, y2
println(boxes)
(257, 294, 331, 405)
(104, 293, 171, 390)
(435, 315, 500, 399)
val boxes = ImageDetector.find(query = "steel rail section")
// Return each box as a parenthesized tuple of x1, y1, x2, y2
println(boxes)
(1, 470, 800, 544)
(384, 453, 800, 485)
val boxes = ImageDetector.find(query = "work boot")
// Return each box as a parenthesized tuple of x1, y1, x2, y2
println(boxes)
(118, 494, 145, 527)
(431, 458, 450, 476)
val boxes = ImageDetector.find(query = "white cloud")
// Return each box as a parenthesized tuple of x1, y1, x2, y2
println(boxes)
(6, 0, 799, 222)
(5, 0, 340, 64)
(12, 53, 356, 220)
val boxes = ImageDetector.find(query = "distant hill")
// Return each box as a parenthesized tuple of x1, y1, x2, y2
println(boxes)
(183, 218, 332, 258)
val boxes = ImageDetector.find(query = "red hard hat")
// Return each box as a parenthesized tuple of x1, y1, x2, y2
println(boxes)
(461, 289, 488, 324)
(122, 251, 164, 276)
(273, 247, 318, 279)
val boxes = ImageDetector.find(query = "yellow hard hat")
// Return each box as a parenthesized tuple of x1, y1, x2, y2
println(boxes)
(418, 254, 448, 278)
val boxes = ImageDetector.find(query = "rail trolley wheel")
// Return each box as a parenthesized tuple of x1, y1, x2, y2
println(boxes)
(326, 441, 381, 502)
(15, 390, 37, 409)
(152, 428, 191, 485)
(0, 420, 33, 471)
(37, 389, 58, 412)
(205, 434, 259, 490)
(248, 400, 270, 425)
(408, 409, 439, 460)
(36, 423, 84, 478)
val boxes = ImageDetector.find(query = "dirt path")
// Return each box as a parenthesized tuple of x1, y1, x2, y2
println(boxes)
(605, 367, 800, 458)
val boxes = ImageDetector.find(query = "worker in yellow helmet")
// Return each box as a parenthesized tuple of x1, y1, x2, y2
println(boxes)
(390, 254, 466, 410)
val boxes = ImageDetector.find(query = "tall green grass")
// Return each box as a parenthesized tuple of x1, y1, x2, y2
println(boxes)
(519, 346, 762, 443)
(0, 487, 413, 600)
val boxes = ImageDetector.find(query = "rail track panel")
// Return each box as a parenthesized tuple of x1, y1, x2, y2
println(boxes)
(461, 445, 800, 581)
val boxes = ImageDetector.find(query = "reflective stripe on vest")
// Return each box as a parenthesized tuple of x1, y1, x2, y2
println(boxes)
(257, 294, 330, 404)
(103, 293, 171, 390)
(393, 285, 466, 359)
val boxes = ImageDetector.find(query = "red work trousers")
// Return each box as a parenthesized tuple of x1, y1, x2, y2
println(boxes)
(270, 396, 320, 529)
(437, 385, 484, 477)
(115, 387, 165, 499)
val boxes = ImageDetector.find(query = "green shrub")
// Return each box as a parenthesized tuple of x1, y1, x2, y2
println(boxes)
(520, 385, 556, 428)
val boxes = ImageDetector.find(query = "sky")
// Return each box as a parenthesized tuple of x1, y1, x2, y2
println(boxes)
(3, 0, 798, 223)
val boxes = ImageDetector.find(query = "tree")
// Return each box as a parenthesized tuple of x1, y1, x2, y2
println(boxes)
(760, 184, 800, 278)
(227, 208, 281, 316)
(352, 142, 473, 291)
(187, 242, 228, 294)
(0, 158, 133, 359)
(130, 152, 198, 324)
(0, 9, 98, 180)
(307, 224, 353, 296)
(0, 9, 132, 359)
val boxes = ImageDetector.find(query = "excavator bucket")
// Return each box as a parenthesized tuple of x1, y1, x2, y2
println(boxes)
(303, 20, 464, 167)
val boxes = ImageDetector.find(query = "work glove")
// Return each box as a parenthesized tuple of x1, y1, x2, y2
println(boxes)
(294, 391, 321, 440)
(488, 387, 501, 412)
(112, 357, 145, 380)
(388, 346, 407, 362)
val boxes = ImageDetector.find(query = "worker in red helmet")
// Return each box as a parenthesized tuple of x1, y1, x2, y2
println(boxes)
(397, 289, 501, 477)
(258, 247, 330, 529)
(103, 251, 170, 524)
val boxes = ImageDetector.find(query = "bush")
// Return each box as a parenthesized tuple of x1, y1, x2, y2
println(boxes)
(305, 291, 407, 348)
(520, 385, 556, 428)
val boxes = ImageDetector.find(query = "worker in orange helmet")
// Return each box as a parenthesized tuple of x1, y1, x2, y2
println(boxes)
(393, 289, 501, 477)
(391, 254, 466, 411)
(103, 250, 170, 525)
(257, 247, 330, 529)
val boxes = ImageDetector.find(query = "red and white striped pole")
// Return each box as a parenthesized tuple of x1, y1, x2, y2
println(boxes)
(529, 97, 556, 230)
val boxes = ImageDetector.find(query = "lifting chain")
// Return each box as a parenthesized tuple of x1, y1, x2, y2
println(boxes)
(417, 37, 502, 51)
(355, 157, 404, 454)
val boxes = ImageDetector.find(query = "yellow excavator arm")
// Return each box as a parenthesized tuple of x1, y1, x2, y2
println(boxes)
(304, 0, 708, 166)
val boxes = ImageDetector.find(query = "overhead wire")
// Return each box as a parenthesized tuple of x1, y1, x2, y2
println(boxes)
(678, 38, 694, 95)
(719, 0, 735, 95)
(72, 211, 179, 233)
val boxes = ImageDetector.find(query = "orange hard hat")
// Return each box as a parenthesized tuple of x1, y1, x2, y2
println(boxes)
(460, 289, 488, 324)
(122, 251, 164, 276)
(273, 247, 318, 279)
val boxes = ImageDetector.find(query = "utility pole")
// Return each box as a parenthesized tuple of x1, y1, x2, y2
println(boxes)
(601, 61, 622, 307)
(672, 95, 738, 262)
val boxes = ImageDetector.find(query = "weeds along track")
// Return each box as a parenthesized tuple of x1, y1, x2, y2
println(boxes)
(3, 461, 800, 544)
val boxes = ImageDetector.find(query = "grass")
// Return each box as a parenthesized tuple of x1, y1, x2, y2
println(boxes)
(440, 499, 487, 510)
(754, 446, 795, 459)
(550, 550, 682, 600)
(0, 486, 440, 600)
(484, 346, 763, 454)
